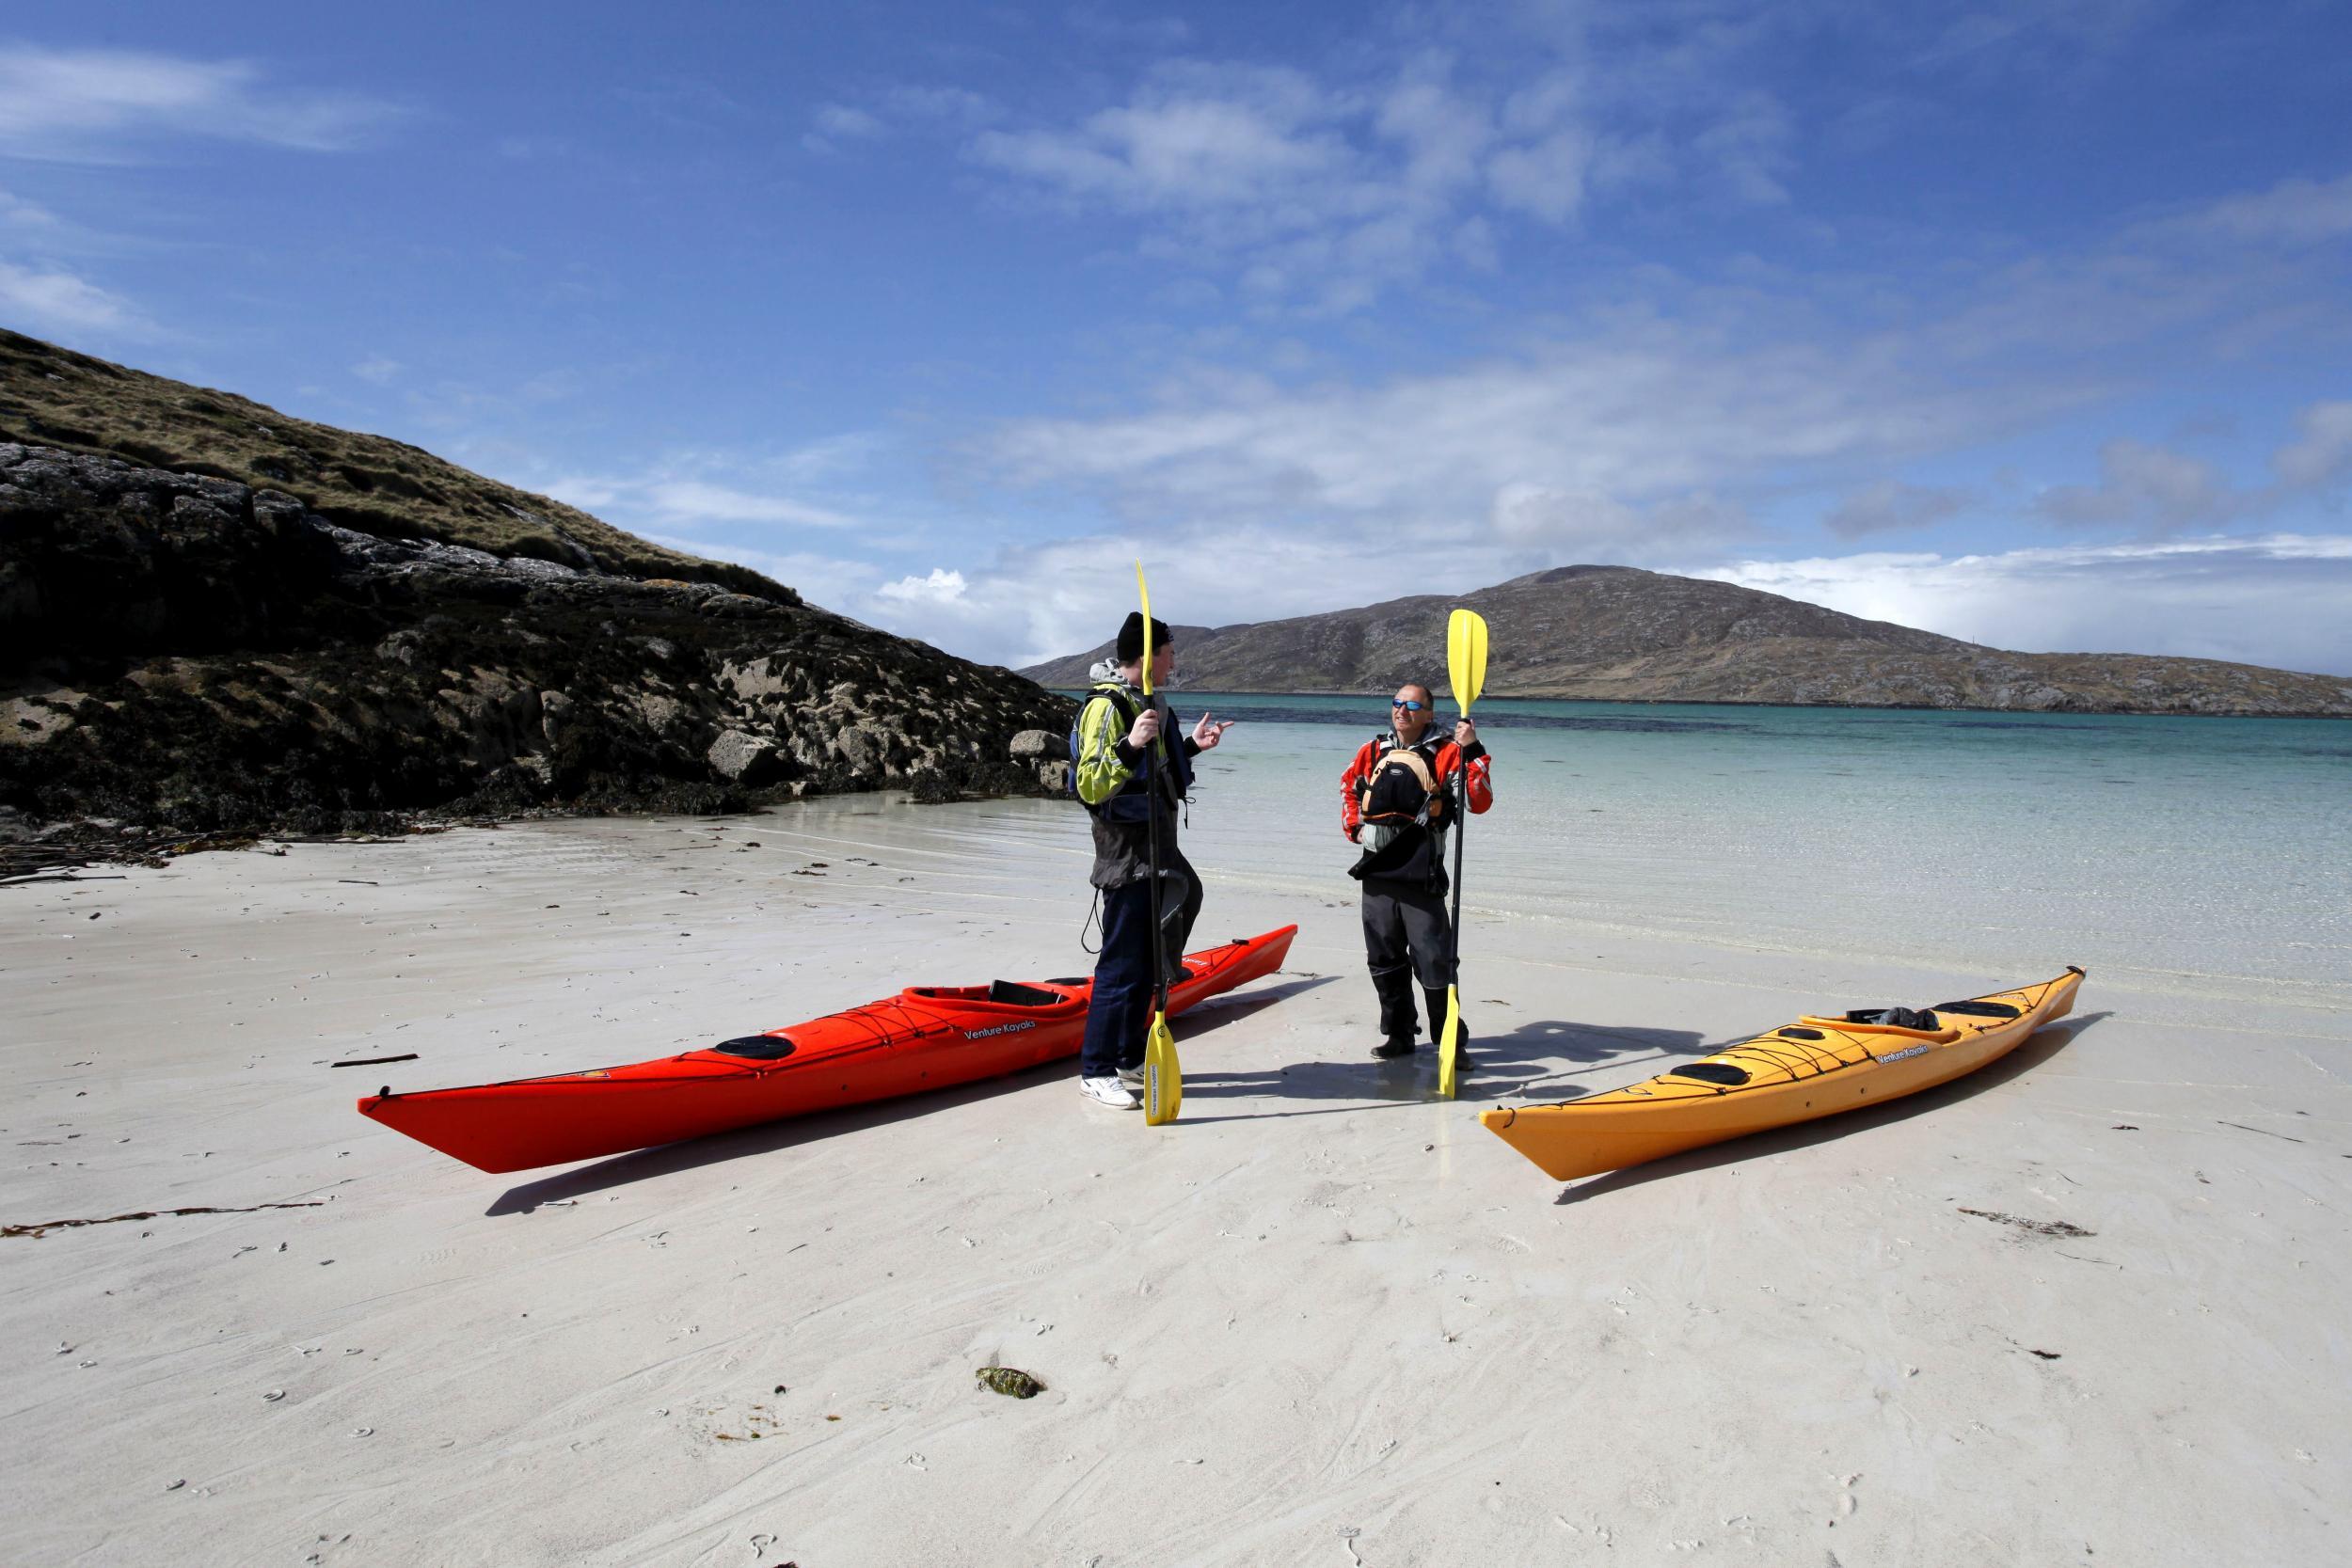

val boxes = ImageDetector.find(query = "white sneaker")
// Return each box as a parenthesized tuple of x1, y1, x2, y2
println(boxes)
(1116, 1065, 1146, 1093)
(1080, 1076, 1140, 1109)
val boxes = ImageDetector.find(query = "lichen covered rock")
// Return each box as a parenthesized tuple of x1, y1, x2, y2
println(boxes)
(1, 438, 1073, 838)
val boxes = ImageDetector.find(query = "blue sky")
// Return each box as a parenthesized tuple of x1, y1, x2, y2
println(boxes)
(4, 2, 2349, 674)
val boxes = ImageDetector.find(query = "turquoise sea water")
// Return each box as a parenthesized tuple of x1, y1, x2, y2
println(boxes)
(1069, 692, 2352, 1015)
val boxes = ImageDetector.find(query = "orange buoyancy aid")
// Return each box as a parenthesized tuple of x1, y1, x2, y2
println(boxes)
(1355, 740, 1448, 830)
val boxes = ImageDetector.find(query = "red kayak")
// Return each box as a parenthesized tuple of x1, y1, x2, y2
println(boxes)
(358, 926, 1296, 1172)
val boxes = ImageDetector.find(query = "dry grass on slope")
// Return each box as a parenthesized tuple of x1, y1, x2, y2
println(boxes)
(0, 328, 789, 602)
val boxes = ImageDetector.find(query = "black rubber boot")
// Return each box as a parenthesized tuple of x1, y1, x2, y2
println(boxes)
(1372, 967, 1420, 1057)
(1426, 986, 1471, 1072)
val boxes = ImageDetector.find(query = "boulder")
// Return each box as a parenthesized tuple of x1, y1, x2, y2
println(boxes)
(1009, 728, 1061, 761)
(707, 728, 783, 785)
(835, 721, 891, 774)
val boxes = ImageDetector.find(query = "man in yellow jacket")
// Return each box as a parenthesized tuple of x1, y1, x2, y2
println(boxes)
(1071, 611, 1232, 1109)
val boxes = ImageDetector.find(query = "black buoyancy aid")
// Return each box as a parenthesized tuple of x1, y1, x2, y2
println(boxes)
(1348, 733, 1454, 887)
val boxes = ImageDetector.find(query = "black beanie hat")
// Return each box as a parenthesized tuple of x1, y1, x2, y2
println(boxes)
(1117, 611, 1172, 663)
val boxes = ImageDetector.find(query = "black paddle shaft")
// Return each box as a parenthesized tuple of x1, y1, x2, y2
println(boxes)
(1142, 698, 1169, 1015)
(1446, 760, 1468, 991)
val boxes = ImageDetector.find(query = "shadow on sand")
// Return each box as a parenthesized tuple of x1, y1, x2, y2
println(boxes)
(1174, 1015, 1710, 1125)
(485, 973, 1339, 1214)
(1542, 1010, 2112, 1205)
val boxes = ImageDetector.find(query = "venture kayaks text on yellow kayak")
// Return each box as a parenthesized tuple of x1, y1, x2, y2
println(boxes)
(1480, 968, 2083, 1181)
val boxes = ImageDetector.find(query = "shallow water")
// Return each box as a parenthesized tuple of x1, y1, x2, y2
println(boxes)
(1025, 694, 2352, 1014)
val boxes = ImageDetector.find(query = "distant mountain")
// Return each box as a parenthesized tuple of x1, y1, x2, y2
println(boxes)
(1021, 565, 2351, 716)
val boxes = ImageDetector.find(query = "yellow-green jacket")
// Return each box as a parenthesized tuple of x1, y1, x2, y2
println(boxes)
(1073, 677, 1197, 889)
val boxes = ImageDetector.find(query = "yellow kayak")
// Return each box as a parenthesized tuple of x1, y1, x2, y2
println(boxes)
(1480, 968, 2083, 1181)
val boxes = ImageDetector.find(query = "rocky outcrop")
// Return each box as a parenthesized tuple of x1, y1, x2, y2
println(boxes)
(2, 440, 1073, 841)
(0, 326, 777, 594)
(1021, 564, 2352, 717)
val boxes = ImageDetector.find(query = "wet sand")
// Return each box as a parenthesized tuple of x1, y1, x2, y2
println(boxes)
(5, 801, 2346, 1565)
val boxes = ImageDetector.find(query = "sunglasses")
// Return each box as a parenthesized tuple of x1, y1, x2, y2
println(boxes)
(1391, 699, 1426, 712)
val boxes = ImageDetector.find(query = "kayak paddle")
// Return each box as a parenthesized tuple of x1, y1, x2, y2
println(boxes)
(1438, 607, 1487, 1101)
(1136, 561, 1183, 1125)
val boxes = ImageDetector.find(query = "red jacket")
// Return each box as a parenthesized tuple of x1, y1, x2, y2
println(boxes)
(1340, 732, 1493, 840)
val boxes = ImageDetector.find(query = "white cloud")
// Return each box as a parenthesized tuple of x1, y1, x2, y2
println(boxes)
(933, 22, 1856, 308)
(987, 325, 2057, 529)
(641, 533, 882, 616)
(543, 474, 621, 510)
(804, 86, 1001, 153)
(640, 479, 857, 529)
(2273, 401, 2352, 489)
(972, 63, 1348, 214)
(351, 356, 403, 385)
(1492, 483, 1754, 553)
(1486, 128, 1593, 223)
(1693, 90, 1793, 205)
(1910, 0, 2165, 77)
(1704, 536, 2352, 674)
(957, 55, 1568, 309)
(0, 45, 402, 160)
(802, 103, 883, 152)
(0, 259, 145, 336)
(771, 431, 888, 483)
(1377, 63, 1493, 198)
(0, 188, 61, 230)
(1064, 10, 1193, 51)
(2176, 172, 2352, 247)
(2036, 438, 2236, 531)
(541, 470, 859, 531)
(2032, 402, 2352, 533)
(1825, 480, 1968, 539)
(880, 86, 997, 130)
(876, 567, 970, 604)
(856, 529, 1359, 669)
(812, 103, 884, 140)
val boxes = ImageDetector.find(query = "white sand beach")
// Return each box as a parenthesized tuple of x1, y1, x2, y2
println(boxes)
(6, 800, 2347, 1566)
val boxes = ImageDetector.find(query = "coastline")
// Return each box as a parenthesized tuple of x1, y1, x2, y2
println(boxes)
(1057, 686, 2352, 719)
(6, 802, 2345, 1564)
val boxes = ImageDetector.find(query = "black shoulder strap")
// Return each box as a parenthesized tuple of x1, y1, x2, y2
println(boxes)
(1088, 685, 1141, 724)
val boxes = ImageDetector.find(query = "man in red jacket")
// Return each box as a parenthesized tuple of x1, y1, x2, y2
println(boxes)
(1340, 682, 1494, 1066)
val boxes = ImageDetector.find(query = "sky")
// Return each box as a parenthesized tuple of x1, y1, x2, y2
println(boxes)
(4, 1, 2350, 675)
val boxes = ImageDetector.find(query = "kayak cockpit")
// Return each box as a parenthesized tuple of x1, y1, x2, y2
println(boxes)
(903, 980, 1079, 1009)
(709, 1034, 798, 1060)
(1934, 999, 2023, 1019)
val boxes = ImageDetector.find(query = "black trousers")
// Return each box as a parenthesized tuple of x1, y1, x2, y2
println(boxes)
(1361, 878, 1457, 1046)
(1078, 854, 1202, 1077)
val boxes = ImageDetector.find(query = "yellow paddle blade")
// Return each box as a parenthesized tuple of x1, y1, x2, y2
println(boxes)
(1136, 560, 1154, 697)
(1436, 986, 1462, 1101)
(1143, 1010, 1182, 1124)
(1447, 609, 1488, 713)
